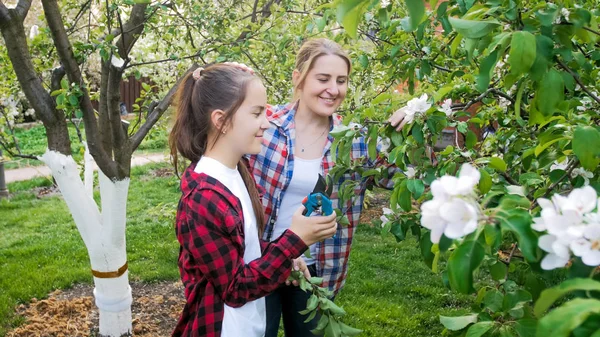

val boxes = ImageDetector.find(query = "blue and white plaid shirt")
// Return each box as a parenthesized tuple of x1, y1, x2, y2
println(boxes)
(248, 102, 394, 293)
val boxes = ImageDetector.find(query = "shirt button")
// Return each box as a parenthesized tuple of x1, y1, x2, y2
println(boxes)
(270, 219, 275, 224)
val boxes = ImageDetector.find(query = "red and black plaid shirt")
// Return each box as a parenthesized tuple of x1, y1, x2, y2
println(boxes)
(172, 163, 308, 337)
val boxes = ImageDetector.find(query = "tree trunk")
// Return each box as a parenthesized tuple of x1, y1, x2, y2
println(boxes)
(41, 150, 132, 336)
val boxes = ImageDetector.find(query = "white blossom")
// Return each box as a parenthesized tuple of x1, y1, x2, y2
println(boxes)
(405, 167, 416, 179)
(550, 159, 568, 171)
(407, 94, 431, 113)
(561, 8, 570, 21)
(380, 207, 393, 225)
(439, 99, 453, 117)
(420, 163, 481, 243)
(533, 186, 600, 269)
(380, 0, 390, 7)
(571, 167, 594, 185)
(377, 137, 391, 153)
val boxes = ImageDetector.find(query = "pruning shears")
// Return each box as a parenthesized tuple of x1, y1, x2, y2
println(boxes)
(302, 174, 334, 216)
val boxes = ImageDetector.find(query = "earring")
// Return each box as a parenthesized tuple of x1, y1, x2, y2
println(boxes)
(222, 130, 226, 134)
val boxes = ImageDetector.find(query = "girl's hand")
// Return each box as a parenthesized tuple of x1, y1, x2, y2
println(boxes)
(286, 258, 311, 286)
(289, 207, 337, 246)
(388, 108, 409, 132)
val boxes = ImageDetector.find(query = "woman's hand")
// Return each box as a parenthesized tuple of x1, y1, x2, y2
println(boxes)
(388, 108, 409, 132)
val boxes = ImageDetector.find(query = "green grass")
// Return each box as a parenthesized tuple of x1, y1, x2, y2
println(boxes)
(0, 168, 473, 336)
(336, 225, 472, 336)
(5, 122, 168, 169)
(0, 163, 181, 335)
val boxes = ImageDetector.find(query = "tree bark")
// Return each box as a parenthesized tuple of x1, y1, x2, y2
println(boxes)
(0, 3, 71, 155)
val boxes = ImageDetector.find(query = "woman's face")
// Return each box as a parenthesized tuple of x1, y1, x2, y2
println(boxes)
(295, 54, 349, 118)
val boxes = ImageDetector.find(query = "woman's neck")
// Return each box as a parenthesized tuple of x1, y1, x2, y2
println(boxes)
(295, 101, 330, 131)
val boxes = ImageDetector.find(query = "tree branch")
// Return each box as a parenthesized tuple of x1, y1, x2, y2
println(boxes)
(583, 26, 600, 37)
(51, 66, 65, 92)
(0, 140, 38, 160)
(241, 49, 274, 87)
(114, 4, 148, 59)
(15, 0, 32, 18)
(0, 3, 9, 23)
(42, 0, 113, 173)
(557, 58, 600, 105)
(131, 66, 196, 150)
(0, 1, 72, 155)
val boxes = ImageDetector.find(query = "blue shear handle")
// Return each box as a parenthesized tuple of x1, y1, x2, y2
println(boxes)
(302, 193, 334, 216)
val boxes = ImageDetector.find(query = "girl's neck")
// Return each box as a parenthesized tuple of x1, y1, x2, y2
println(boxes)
(295, 101, 330, 131)
(204, 136, 240, 170)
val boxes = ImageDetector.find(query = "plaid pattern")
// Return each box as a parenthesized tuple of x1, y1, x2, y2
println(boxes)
(172, 163, 308, 337)
(247, 102, 390, 294)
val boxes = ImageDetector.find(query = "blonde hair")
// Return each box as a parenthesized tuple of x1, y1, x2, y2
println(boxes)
(293, 38, 352, 101)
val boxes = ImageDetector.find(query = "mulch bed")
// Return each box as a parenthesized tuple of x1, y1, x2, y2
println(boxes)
(6, 282, 186, 337)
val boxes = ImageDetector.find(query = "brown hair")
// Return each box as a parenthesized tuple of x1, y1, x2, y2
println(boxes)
(169, 63, 265, 233)
(293, 38, 352, 101)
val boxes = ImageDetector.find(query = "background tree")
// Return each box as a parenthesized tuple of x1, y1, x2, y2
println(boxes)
(331, 0, 600, 336)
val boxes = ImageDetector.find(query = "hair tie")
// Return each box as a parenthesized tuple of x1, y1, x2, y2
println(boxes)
(192, 67, 204, 80)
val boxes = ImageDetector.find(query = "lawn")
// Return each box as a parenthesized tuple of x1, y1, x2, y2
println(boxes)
(0, 163, 472, 336)
(5, 122, 169, 169)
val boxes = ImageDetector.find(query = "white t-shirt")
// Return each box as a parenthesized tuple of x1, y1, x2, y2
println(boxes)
(194, 156, 266, 337)
(272, 156, 321, 265)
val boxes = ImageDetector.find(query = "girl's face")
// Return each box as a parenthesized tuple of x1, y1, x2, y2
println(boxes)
(295, 54, 349, 118)
(226, 79, 270, 155)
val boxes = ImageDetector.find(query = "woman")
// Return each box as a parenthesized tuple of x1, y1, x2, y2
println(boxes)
(248, 39, 406, 337)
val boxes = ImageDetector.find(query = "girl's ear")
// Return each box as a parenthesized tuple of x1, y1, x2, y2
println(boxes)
(210, 109, 227, 133)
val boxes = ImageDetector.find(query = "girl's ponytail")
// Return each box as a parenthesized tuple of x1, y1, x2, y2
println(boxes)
(238, 159, 266, 235)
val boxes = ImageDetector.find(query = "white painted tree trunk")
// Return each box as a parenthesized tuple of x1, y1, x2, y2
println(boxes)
(41, 150, 132, 337)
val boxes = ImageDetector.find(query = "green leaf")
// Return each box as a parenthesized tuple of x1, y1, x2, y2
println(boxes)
(412, 123, 424, 144)
(399, 180, 412, 212)
(489, 157, 507, 172)
(534, 278, 600, 317)
(420, 233, 435, 270)
(465, 130, 477, 149)
(448, 17, 501, 39)
(476, 49, 499, 92)
(536, 69, 564, 116)
(484, 289, 504, 312)
(336, 0, 369, 39)
(503, 289, 532, 312)
(489, 261, 507, 281)
(537, 299, 600, 337)
(497, 209, 538, 262)
(509, 31, 537, 75)
(68, 95, 79, 106)
(407, 179, 425, 199)
(404, 0, 425, 31)
(440, 314, 478, 331)
(515, 319, 537, 337)
(339, 321, 362, 336)
(448, 240, 485, 294)
(478, 169, 492, 195)
(466, 321, 495, 337)
(573, 126, 600, 171)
